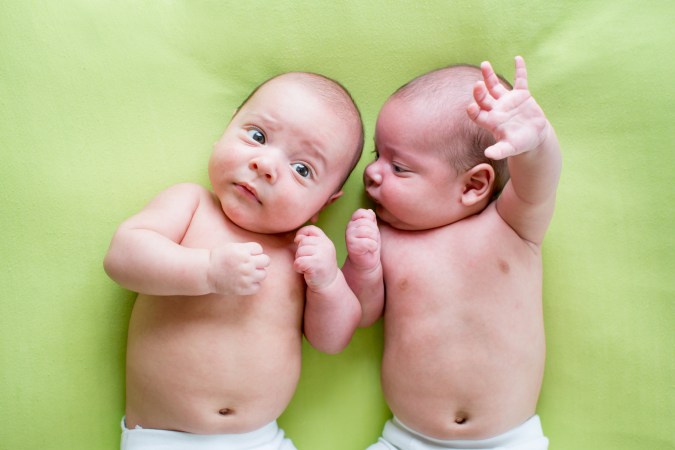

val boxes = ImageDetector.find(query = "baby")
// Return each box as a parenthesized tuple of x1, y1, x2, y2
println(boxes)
(104, 72, 364, 449)
(344, 57, 561, 449)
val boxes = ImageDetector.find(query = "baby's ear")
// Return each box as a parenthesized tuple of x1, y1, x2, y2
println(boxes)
(460, 163, 494, 207)
(310, 191, 344, 223)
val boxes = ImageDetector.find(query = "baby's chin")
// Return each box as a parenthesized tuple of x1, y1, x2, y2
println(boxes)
(375, 207, 428, 231)
(373, 206, 403, 229)
(224, 212, 303, 236)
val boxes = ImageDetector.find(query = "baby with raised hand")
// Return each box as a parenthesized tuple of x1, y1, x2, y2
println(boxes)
(105, 71, 364, 450)
(344, 56, 561, 450)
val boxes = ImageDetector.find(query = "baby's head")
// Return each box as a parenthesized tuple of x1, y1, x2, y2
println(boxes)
(393, 65, 511, 196)
(209, 72, 363, 234)
(365, 64, 511, 230)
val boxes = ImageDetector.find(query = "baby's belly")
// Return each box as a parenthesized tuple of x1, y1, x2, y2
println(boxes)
(124, 294, 303, 434)
(381, 296, 545, 440)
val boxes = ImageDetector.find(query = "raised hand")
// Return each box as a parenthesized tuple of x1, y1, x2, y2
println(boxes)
(207, 242, 270, 296)
(467, 56, 550, 161)
(345, 209, 380, 272)
(294, 225, 338, 292)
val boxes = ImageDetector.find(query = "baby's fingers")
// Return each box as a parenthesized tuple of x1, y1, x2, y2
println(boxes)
(251, 252, 271, 270)
(292, 255, 311, 274)
(470, 80, 496, 112)
(347, 226, 379, 255)
(467, 101, 489, 128)
(294, 225, 327, 243)
(241, 242, 264, 256)
(238, 242, 269, 269)
(349, 209, 377, 229)
(348, 210, 378, 232)
(481, 61, 509, 99)
(347, 221, 379, 246)
(484, 141, 517, 160)
(350, 238, 378, 254)
(295, 238, 320, 259)
(513, 56, 529, 91)
(244, 265, 267, 284)
(350, 220, 379, 240)
(236, 261, 267, 295)
(346, 230, 379, 248)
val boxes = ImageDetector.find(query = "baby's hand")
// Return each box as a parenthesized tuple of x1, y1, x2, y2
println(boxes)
(294, 225, 338, 292)
(467, 56, 550, 160)
(346, 209, 380, 272)
(208, 242, 270, 296)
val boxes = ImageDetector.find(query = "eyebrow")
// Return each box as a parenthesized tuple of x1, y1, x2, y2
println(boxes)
(249, 113, 282, 132)
(300, 140, 328, 176)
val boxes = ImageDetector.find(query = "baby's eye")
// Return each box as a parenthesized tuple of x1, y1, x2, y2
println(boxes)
(392, 164, 405, 173)
(291, 163, 311, 178)
(246, 128, 266, 144)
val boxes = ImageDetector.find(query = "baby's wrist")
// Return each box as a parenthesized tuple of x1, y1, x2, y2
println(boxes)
(348, 256, 381, 276)
(534, 120, 557, 156)
(204, 249, 219, 294)
(307, 269, 340, 294)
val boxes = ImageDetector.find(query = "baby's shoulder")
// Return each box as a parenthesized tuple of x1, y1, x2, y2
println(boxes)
(145, 182, 213, 210)
(465, 204, 542, 256)
(156, 183, 222, 227)
(137, 182, 215, 221)
(163, 182, 220, 211)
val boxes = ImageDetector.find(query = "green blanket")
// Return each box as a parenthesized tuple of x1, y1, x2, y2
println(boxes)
(1, 1, 673, 449)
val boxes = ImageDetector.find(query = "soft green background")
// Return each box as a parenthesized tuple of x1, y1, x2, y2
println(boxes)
(1, 1, 673, 449)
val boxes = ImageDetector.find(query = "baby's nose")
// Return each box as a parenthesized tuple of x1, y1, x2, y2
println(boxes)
(364, 163, 382, 187)
(249, 157, 277, 183)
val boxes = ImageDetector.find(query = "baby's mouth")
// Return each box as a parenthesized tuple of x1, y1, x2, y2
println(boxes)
(365, 190, 380, 206)
(235, 182, 261, 203)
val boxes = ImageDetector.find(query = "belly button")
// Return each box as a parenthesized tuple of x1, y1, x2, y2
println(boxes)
(454, 415, 467, 425)
(219, 408, 234, 416)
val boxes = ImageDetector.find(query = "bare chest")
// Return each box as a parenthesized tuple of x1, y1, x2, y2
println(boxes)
(157, 198, 304, 320)
(380, 222, 543, 322)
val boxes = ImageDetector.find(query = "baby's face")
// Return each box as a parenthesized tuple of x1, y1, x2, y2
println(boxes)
(209, 76, 355, 234)
(365, 98, 467, 231)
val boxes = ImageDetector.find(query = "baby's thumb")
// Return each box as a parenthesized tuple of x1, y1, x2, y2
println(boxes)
(484, 141, 515, 160)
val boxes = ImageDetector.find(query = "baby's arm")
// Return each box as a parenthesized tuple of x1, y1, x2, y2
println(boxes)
(294, 225, 361, 354)
(104, 183, 269, 296)
(467, 56, 562, 245)
(342, 209, 384, 327)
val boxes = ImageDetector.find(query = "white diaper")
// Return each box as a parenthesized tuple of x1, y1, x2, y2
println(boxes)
(366, 415, 548, 450)
(121, 418, 297, 450)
